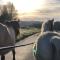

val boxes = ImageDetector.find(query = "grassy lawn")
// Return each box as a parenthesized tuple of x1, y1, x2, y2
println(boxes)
(16, 28, 41, 42)
(20, 28, 41, 39)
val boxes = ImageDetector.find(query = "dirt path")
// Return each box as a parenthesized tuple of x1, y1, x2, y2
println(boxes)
(4, 33, 39, 60)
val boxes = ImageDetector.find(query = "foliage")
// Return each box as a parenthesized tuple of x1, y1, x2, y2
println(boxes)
(0, 2, 18, 22)
(18, 28, 41, 41)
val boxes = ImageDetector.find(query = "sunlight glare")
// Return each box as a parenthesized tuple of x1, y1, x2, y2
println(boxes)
(10, 0, 46, 13)
(1, 0, 46, 13)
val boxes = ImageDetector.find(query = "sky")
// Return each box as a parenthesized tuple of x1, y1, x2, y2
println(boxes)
(0, 0, 46, 12)
(0, 0, 60, 21)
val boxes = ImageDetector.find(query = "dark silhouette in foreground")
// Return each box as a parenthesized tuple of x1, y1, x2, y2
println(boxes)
(0, 20, 20, 60)
(41, 19, 54, 33)
(34, 32, 60, 60)
(33, 19, 60, 60)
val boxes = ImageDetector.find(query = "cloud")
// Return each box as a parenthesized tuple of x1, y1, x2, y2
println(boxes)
(45, 0, 60, 6)
(36, 6, 60, 14)
(36, 0, 60, 14)
(34, 4, 60, 19)
(55, 0, 60, 2)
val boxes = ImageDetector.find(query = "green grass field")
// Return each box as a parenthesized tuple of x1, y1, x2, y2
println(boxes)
(16, 28, 41, 42)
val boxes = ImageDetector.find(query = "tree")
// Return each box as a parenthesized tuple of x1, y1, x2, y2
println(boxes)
(0, 5, 9, 22)
(7, 2, 18, 20)
(0, 2, 18, 22)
